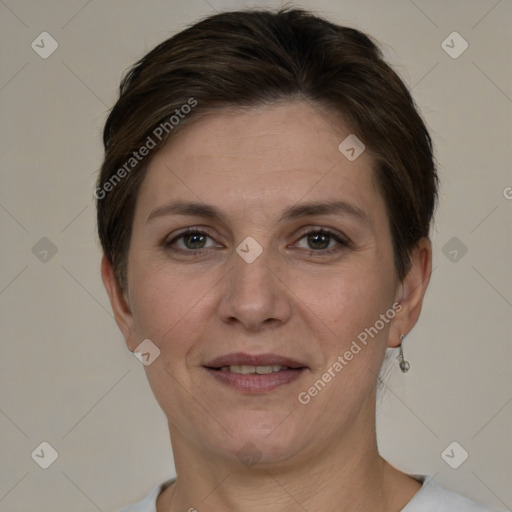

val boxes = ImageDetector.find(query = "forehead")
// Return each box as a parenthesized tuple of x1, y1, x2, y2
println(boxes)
(136, 101, 384, 225)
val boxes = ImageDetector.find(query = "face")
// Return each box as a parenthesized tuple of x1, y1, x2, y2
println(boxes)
(113, 101, 410, 467)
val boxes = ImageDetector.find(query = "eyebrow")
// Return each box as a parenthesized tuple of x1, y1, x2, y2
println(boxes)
(147, 199, 371, 227)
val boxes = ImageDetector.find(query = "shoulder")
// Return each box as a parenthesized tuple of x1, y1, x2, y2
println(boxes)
(403, 475, 505, 512)
(115, 475, 504, 512)
(116, 478, 175, 512)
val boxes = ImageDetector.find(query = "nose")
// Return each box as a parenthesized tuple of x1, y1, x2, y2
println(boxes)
(217, 242, 292, 332)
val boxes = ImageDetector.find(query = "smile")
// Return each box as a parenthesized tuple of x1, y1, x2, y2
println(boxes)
(220, 364, 289, 374)
(203, 353, 309, 392)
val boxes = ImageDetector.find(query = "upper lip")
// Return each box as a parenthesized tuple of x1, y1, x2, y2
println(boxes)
(204, 352, 308, 369)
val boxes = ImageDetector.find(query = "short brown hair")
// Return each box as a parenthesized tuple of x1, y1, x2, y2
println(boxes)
(96, 7, 438, 291)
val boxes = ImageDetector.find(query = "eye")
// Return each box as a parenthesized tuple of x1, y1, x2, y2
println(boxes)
(294, 228, 349, 254)
(164, 228, 218, 254)
(163, 227, 349, 256)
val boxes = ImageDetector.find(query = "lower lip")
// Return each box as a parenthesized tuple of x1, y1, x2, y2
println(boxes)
(204, 368, 307, 392)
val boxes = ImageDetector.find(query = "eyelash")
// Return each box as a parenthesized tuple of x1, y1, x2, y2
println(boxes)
(163, 227, 349, 256)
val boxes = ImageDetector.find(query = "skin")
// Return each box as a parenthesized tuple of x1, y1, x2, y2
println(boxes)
(102, 100, 432, 511)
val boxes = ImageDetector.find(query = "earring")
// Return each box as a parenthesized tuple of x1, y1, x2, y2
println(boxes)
(397, 334, 410, 373)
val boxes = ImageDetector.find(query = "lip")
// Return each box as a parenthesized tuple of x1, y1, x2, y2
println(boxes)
(204, 367, 307, 392)
(203, 352, 309, 393)
(204, 352, 307, 369)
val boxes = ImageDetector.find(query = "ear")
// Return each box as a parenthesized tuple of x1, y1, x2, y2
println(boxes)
(388, 237, 432, 348)
(101, 254, 137, 352)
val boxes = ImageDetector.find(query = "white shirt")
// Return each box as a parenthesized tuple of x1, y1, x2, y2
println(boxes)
(116, 474, 504, 511)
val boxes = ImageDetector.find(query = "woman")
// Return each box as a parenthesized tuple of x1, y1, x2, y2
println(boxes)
(96, 8, 502, 512)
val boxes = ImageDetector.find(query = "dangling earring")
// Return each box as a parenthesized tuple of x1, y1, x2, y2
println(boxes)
(397, 334, 410, 373)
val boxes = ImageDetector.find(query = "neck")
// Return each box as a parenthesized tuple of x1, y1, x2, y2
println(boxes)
(157, 397, 420, 512)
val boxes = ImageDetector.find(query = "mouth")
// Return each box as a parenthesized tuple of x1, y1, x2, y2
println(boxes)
(203, 353, 309, 392)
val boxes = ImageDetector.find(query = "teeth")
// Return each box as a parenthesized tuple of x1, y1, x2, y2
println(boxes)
(220, 365, 288, 374)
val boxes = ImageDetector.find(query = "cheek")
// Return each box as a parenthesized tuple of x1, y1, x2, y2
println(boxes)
(127, 256, 217, 352)
(295, 262, 394, 339)
(128, 266, 212, 416)
(296, 269, 393, 406)
(128, 251, 394, 346)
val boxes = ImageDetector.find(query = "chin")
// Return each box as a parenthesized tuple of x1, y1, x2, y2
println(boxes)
(205, 414, 308, 467)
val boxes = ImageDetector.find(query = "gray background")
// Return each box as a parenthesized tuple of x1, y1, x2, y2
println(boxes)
(0, 0, 511, 510)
